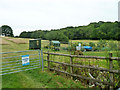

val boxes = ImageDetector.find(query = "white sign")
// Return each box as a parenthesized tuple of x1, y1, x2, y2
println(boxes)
(78, 43, 81, 47)
(22, 55, 30, 66)
(76, 46, 81, 50)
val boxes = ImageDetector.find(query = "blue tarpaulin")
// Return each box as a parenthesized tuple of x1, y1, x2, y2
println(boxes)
(83, 46, 92, 50)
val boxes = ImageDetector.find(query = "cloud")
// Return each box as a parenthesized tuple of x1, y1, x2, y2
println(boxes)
(0, 0, 119, 36)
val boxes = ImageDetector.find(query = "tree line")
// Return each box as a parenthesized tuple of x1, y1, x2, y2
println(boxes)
(19, 21, 120, 42)
(1, 21, 120, 42)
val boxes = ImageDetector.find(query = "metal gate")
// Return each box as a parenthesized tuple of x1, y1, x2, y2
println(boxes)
(0, 50, 44, 75)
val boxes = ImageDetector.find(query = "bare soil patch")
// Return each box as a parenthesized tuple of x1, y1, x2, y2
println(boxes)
(0, 39, 10, 45)
(6, 38, 28, 44)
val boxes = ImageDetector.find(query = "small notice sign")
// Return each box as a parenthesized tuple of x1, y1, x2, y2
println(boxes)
(22, 55, 30, 66)
(76, 46, 81, 50)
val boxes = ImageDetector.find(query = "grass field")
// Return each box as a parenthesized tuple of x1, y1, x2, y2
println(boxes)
(1, 37, 120, 88)
(2, 68, 84, 88)
(2, 37, 119, 57)
(1, 37, 84, 88)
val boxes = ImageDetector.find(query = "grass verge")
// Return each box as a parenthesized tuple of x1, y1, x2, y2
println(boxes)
(2, 68, 84, 88)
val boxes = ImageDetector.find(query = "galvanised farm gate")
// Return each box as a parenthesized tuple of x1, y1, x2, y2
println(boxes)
(0, 50, 44, 75)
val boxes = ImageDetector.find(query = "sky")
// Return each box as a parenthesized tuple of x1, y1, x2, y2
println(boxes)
(0, 0, 119, 36)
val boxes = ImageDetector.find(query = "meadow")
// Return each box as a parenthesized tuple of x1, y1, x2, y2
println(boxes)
(1, 37, 120, 88)
(1, 37, 84, 88)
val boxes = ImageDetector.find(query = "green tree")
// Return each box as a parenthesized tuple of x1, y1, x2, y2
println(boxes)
(1, 25, 14, 37)
(45, 31, 69, 43)
(19, 21, 120, 40)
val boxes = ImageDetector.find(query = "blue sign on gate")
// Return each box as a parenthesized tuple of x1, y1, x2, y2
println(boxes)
(22, 55, 30, 66)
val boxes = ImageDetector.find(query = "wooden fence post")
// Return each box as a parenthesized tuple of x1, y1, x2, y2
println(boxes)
(70, 56, 73, 79)
(109, 53, 113, 89)
(47, 52, 50, 70)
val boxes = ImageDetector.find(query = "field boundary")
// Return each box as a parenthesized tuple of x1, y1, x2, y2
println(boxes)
(43, 52, 120, 87)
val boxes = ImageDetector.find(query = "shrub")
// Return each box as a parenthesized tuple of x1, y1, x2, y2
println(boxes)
(107, 40, 118, 51)
(44, 45, 49, 49)
(89, 42, 95, 47)
(97, 39, 107, 50)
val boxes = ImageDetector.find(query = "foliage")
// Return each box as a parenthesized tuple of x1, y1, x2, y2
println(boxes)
(96, 39, 107, 51)
(44, 45, 49, 49)
(107, 40, 118, 51)
(71, 43, 78, 51)
(89, 42, 95, 47)
(0, 25, 14, 37)
(45, 31, 69, 43)
(19, 21, 120, 40)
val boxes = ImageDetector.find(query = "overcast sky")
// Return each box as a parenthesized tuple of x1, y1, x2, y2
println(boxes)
(0, 0, 119, 36)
